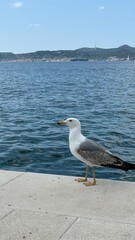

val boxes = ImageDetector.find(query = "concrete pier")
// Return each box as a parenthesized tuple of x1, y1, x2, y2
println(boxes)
(0, 170, 135, 239)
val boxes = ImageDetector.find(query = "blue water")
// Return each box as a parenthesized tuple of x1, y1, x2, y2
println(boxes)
(0, 61, 135, 182)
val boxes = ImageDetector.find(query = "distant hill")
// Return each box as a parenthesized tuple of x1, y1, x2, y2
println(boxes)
(0, 52, 17, 61)
(0, 45, 135, 62)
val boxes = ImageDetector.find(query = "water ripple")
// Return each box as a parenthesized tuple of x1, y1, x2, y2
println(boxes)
(0, 61, 135, 182)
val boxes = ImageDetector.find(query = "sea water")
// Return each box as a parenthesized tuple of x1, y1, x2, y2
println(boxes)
(0, 61, 135, 181)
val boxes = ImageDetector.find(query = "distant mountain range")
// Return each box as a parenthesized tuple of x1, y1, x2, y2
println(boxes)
(0, 45, 135, 62)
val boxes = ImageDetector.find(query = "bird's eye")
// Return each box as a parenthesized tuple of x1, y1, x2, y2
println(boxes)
(69, 119, 72, 122)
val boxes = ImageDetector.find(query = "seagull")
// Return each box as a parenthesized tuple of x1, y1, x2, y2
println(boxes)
(57, 117, 135, 186)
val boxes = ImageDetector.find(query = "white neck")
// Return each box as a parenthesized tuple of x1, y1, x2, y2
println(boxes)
(69, 125, 85, 144)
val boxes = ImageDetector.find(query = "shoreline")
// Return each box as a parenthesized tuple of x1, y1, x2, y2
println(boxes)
(0, 58, 134, 63)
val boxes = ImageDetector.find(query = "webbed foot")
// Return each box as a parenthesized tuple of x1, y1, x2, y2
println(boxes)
(75, 178, 87, 183)
(83, 180, 96, 186)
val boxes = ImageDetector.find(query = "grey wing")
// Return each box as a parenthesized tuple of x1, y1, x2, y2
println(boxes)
(78, 138, 108, 154)
(77, 139, 124, 168)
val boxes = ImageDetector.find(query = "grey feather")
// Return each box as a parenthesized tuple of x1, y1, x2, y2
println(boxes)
(78, 139, 107, 153)
(77, 139, 134, 171)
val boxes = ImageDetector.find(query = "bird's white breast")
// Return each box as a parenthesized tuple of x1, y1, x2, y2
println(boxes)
(69, 128, 88, 163)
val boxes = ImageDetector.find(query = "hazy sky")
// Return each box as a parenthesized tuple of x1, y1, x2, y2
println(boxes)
(0, 0, 135, 53)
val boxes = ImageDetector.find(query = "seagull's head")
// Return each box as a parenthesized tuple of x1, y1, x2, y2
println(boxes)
(57, 117, 81, 129)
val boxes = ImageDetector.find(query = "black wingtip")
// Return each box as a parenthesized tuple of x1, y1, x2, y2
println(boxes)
(122, 161, 135, 171)
(101, 154, 135, 172)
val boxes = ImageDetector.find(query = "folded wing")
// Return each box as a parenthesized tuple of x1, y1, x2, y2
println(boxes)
(77, 139, 135, 171)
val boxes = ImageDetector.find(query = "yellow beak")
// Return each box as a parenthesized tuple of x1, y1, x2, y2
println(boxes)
(57, 121, 66, 126)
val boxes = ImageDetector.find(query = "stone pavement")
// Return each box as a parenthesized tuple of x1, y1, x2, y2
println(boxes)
(0, 170, 135, 240)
